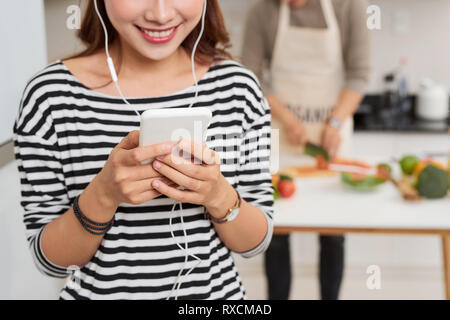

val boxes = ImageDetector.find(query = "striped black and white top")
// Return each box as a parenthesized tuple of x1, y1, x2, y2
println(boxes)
(12, 59, 274, 300)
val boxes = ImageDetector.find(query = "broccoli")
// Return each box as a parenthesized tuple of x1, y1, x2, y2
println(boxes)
(417, 165, 449, 199)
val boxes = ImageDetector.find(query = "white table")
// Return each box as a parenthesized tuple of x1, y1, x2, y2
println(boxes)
(273, 132, 450, 299)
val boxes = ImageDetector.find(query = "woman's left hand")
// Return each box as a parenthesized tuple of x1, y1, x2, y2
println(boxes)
(151, 139, 236, 218)
(321, 124, 341, 160)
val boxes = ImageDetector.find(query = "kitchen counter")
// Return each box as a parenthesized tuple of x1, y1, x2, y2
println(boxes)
(274, 173, 449, 231)
(273, 131, 450, 299)
(274, 131, 450, 230)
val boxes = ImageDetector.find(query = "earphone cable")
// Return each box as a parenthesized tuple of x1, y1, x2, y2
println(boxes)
(94, 0, 141, 118)
(94, 0, 208, 300)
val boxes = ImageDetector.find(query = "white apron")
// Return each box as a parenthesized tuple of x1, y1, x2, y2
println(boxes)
(270, 0, 353, 167)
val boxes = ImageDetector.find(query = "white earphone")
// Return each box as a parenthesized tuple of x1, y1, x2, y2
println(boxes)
(93, 0, 208, 300)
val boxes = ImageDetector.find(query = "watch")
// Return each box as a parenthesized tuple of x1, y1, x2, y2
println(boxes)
(204, 190, 241, 224)
(328, 117, 342, 130)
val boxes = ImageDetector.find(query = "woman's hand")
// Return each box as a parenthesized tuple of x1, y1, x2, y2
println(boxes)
(284, 117, 308, 146)
(321, 124, 341, 160)
(151, 139, 237, 219)
(97, 130, 177, 208)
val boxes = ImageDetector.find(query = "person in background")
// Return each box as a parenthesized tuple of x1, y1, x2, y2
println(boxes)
(242, 0, 370, 300)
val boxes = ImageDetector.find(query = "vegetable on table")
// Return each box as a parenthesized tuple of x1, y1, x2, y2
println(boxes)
(390, 155, 448, 201)
(272, 182, 280, 200)
(278, 179, 296, 198)
(272, 174, 280, 186)
(341, 172, 385, 192)
(272, 174, 296, 200)
(331, 157, 372, 168)
(375, 163, 392, 181)
(315, 155, 329, 170)
(399, 155, 419, 175)
(416, 164, 449, 199)
(391, 176, 422, 202)
(413, 159, 445, 178)
(305, 143, 330, 162)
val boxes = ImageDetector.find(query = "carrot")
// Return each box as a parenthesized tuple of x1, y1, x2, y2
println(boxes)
(331, 157, 372, 169)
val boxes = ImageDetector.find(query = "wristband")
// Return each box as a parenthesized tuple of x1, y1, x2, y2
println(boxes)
(73, 194, 115, 235)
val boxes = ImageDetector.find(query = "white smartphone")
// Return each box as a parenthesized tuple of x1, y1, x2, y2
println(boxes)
(139, 107, 213, 165)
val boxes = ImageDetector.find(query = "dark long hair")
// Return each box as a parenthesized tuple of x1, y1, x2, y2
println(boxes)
(64, 0, 232, 88)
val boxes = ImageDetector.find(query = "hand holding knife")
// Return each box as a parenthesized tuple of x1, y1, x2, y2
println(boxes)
(304, 142, 376, 175)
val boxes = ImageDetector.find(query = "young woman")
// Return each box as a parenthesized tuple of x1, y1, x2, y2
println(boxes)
(13, 0, 273, 300)
(242, 0, 370, 299)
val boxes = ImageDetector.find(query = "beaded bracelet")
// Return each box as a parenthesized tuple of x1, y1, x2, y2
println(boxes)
(73, 194, 114, 235)
(74, 214, 111, 236)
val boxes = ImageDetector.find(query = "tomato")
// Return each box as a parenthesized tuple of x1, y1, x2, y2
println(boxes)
(278, 180, 296, 198)
(375, 163, 391, 181)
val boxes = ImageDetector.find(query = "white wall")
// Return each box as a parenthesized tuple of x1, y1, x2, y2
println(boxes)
(0, 0, 48, 145)
(367, 0, 450, 93)
(0, 0, 67, 300)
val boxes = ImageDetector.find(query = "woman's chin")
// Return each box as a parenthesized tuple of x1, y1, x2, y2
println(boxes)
(136, 44, 182, 62)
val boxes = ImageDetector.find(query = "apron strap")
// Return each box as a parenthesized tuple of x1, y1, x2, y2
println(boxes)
(279, 0, 338, 33)
(320, 0, 339, 32)
(278, 1, 290, 38)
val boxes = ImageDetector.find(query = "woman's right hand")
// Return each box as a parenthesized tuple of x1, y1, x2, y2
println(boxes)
(284, 117, 308, 146)
(96, 130, 176, 207)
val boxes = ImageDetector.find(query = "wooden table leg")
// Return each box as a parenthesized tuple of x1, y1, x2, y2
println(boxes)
(442, 234, 450, 300)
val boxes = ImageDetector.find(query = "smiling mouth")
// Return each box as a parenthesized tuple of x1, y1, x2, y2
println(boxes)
(135, 25, 179, 38)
